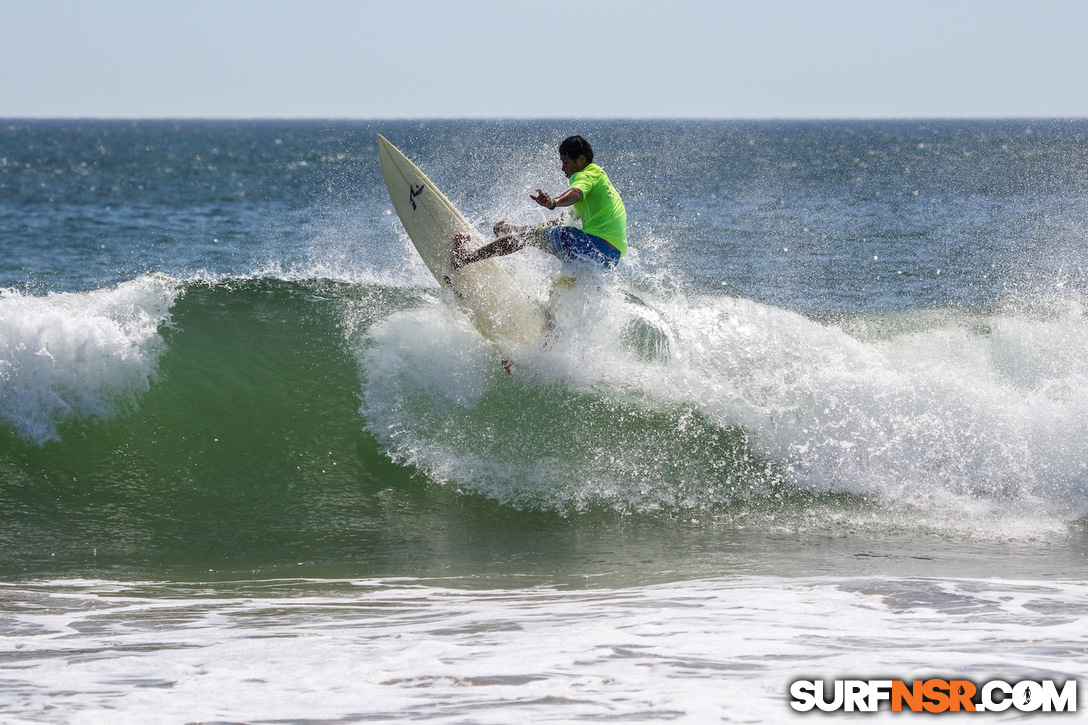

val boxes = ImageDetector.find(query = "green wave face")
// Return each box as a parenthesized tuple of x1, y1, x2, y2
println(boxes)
(3, 276, 1087, 581)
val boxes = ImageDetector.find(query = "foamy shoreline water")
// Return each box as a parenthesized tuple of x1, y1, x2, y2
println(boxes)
(2, 575, 1084, 724)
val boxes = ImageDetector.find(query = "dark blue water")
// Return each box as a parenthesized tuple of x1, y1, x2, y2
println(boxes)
(5, 119, 1087, 303)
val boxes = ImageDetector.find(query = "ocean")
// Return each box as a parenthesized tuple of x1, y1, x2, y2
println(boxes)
(1, 119, 1086, 722)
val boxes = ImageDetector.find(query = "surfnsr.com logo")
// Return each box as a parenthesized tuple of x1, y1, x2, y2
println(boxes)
(789, 678, 1077, 713)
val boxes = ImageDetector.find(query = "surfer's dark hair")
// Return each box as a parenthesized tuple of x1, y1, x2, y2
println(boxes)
(559, 135, 593, 164)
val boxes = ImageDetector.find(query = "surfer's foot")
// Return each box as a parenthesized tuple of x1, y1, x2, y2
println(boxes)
(451, 233, 472, 269)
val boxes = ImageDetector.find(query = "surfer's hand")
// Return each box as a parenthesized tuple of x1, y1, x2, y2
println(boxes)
(531, 189, 555, 210)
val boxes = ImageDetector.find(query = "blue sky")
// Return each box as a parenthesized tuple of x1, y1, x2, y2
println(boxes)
(3, 0, 1087, 119)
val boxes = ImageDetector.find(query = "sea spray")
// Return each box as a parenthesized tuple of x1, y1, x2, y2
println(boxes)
(358, 275, 1088, 530)
(359, 279, 792, 515)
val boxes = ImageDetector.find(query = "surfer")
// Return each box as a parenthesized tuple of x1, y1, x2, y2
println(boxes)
(451, 135, 627, 271)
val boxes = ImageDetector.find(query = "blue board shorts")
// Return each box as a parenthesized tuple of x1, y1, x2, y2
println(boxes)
(534, 226, 622, 269)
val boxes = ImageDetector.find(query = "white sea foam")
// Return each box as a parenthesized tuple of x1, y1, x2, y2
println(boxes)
(0, 274, 179, 444)
(662, 294, 1088, 514)
(1, 576, 1083, 724)
(359, 278, 1088, 529)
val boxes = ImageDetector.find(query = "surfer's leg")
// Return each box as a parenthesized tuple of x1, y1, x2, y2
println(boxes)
(540, 274, 576, 351)
(541, 308, 557, 351)
(451, 231, 533, 269)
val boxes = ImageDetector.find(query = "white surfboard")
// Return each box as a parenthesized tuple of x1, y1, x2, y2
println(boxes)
(378, 135, 543, 347)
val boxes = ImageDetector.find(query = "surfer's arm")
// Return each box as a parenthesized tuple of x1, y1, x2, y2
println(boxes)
(531, 188, 583, 211)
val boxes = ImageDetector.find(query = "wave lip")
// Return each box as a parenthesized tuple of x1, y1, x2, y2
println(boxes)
(0, 274, 179, 444)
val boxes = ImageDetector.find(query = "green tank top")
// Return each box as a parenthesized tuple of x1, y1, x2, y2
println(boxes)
(568, 163, 627, 254)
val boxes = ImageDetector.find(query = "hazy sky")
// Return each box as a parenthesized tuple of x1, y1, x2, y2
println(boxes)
(3, 0, 1087, 119)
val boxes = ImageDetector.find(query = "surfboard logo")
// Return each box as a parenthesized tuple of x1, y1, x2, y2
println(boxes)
(409, 183, 425, 210)
(442, 275, 465, 301)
